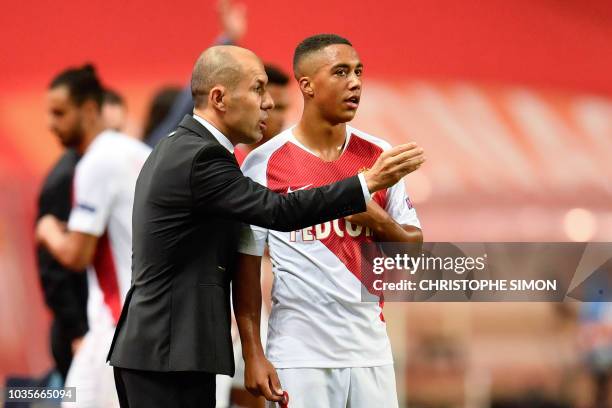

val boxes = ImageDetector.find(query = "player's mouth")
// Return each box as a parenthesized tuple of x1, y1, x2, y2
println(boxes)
(344, 95, 360, 109)
(259, 120, 267, 131)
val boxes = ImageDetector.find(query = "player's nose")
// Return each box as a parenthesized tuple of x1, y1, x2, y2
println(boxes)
(348, 74, 361, 90)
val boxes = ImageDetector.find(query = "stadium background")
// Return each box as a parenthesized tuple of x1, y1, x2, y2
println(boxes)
(1, 0, 611, 406)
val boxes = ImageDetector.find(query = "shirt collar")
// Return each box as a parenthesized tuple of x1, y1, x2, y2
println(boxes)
(192, 114, 234, 153)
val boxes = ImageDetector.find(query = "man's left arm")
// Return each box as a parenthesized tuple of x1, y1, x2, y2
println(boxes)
(37, 154, 114, 270)
(36, 216, 98, 271)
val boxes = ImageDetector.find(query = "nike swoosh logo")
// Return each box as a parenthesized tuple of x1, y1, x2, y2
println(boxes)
(287, 184, 313, 194)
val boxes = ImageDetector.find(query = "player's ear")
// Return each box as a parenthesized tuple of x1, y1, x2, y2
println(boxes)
(82, 99, 99, 117)
(209, 86, 226, 112)
(298, 77, 314, 98)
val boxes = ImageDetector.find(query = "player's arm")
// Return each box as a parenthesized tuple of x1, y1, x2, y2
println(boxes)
(36, 214, 98, 271)
(346, 200, 422, 243)
(144, 0, 246, 146)
(217, 0, 247, 44)
(233, 253, 284, 402)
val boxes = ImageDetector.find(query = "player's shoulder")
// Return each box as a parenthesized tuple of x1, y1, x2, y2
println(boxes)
(241, 128, 294, 171)
(87, 130, 149, 156)
(347, 125, 392, 151)
(105, 130, 151, 155)
(79, 131, 149, 174)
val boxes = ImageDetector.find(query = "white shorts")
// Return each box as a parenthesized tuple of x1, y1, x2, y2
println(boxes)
(62, 327, 119, 408)
(268, 365, 398, 408)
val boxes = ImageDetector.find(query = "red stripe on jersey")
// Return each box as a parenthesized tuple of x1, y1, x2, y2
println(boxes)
(267, 133, 388, 297)
(93, 232, 122, 324)
(234, 146, 247, 166)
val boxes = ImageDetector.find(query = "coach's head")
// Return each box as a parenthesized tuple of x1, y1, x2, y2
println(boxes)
(191, 45, 274, 145)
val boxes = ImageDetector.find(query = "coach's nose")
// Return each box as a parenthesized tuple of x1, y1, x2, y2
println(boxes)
(262, 90, 274, 111)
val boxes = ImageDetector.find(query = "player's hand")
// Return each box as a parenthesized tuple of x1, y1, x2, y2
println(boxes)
(363, 143, 424, 193)
(243, 354, 284, 402)
(345, 199, 391, 230)
(71, 336, 84, 355)
(35, 214, 65, 244)
(218, 0, 247, 43)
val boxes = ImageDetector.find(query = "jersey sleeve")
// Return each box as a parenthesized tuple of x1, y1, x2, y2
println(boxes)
(67, 152, 117, 237)
(237, 151, 269, 256)
(362, 131, 421, 229)
(385, 179, 421, 229)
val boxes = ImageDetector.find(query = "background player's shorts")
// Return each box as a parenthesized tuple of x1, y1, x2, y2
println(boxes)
(62, 327, 119, 408)
(268, 365, 398, 408)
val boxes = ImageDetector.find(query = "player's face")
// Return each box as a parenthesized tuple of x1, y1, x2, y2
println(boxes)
(262, 83, 289, 141)
(102, 102, 126, 131)
(224, 56, 274, 144)
(47, 85, 85, 148)
(311, 44, 363, 124)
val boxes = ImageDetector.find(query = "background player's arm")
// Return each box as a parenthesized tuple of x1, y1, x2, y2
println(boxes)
(36, 214, 98, 271)
(233, 253, 284, 402)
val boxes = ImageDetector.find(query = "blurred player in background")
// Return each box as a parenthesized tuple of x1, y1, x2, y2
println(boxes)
(36, 64, 151, 408)
(579, 299, 612, 407)
(234, 64, 290, 164)
(235, 34, 424, 407)
(36, 146, 88, 383)
(144, 0, 247, 148)
(141, 86, 182, 144)
(102, 89, 127, 132)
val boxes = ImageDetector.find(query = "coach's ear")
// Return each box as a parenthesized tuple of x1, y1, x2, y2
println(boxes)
(298, 77, 314, 98)
(209, 85, 227, 112)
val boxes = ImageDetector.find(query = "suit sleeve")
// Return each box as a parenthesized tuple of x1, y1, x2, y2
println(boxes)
(190, 145, 366, 232)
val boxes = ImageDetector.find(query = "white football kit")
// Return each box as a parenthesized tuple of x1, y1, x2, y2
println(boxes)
(238, 126, 420, 408)
(63, 131, 150, 408)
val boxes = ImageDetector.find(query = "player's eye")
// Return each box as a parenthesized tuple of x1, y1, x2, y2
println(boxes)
(355, 68, 363, 76)
(335, 69, 347, 77)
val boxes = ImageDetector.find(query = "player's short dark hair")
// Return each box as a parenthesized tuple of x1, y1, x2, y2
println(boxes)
(264, 64, 289, 86)
(103, 88, 125, 106)
(49, 64, 105, 109)
(143, 86, 182, 142)
(293, 34, 352, 77)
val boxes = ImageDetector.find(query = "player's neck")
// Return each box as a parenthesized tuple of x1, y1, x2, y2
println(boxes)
(78, 120, 105, 154)
(295, 111, 347, 162)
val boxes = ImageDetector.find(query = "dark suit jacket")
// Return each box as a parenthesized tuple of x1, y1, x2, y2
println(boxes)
(37, 149, 88, 338)
(108, 115, 366, 375)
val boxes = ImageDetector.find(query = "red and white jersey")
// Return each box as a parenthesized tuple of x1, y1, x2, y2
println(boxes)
(238, 125, 420, 368)
(68, 130, 151, 332)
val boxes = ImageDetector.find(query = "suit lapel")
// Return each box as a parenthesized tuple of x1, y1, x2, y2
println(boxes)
(177, 115, 239, 166)
(178, 115, 217, 143)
